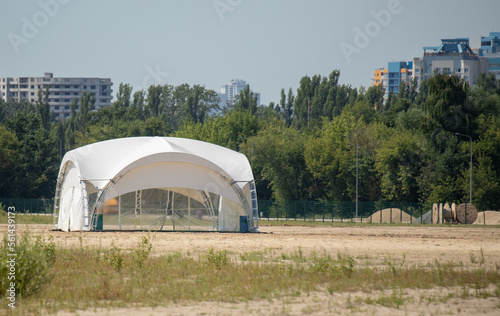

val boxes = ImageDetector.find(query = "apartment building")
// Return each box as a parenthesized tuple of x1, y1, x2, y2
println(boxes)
(373, 61, 413, 99)
(471, 32, 500, 80)
(0, 72, 113, 120)
(412, 38, 489, 88)
(218, 79, 261, 108)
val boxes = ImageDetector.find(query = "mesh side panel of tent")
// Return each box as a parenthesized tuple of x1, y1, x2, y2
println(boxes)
(98, 188, 221, 231)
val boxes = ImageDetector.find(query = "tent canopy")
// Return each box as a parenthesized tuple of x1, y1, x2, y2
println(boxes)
(54, 137, 258, 232)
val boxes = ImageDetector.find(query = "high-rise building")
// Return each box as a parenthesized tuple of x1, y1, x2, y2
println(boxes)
(0, 72, 113, 120)
(373, 61, 412, 99)
(471, 32, 500, 79)
(412, 38, 489, 88)
(218, 79, 261, 108)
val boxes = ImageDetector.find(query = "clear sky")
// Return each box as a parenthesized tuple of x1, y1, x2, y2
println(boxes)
(1, 0, 499, 105)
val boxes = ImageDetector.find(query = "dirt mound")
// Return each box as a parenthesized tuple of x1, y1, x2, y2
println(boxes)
(367, 208, 416, 223)
(413, 210, 432, 224)
(473, 211, 500, 225)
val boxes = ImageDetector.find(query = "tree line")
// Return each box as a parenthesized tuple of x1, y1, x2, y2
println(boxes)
(1, 71, 500, 211)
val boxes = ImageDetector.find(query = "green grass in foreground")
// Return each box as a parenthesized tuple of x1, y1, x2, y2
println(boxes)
(1, 233, 499, 315)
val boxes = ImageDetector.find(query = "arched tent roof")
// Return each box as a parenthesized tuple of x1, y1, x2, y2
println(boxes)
(54, 137, 258, 232)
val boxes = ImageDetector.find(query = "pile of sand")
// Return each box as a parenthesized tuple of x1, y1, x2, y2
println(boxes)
(413, 210, 432, 224)
(367, 208, 416, 224)
(473, 211, 500, 225)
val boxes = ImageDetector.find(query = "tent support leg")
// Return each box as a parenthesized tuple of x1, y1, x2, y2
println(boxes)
(172, 191, 175, 231)
(160, 190, 169, 231)
(118, 195, 121, 230)
(134, 190, 142, 230)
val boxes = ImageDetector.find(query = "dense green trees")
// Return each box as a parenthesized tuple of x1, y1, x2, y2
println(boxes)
(1, 71, 500, 210)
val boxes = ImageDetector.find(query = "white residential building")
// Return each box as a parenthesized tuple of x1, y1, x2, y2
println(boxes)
(0, 72, 113, 120)
(218, 79, 261, 108)
(412, 38, 489, 88)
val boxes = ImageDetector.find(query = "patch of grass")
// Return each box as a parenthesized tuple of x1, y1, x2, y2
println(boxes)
(374, 288, 408, 308)
(240, 250, 266, 262)
(2, 233, 500, 315)
(0, 211, 54, 225)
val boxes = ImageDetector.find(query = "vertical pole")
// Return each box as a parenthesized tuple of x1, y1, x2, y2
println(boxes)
(139, 190, 142, 230)
(356, 138, 358, 218)
(172, 191, 176, 231)
(469, 137, 472, 205)
(118, 195, 121, 230)
(303, 202, 306, 222)
(455, 133, 472, 205)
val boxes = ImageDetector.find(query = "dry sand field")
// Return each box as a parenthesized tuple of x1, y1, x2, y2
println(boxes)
(5, 223, 500, 315)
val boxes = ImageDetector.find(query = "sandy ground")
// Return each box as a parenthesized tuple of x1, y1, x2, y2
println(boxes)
(3, 224, 500, 315)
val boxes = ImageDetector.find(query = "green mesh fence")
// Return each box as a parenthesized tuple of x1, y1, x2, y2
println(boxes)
(0, 198, 54, 214)
(257, 200, 428, 223)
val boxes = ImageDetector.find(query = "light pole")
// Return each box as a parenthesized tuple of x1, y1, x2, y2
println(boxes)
(356, 138, 358, 218)
(345, 133, 359, 218)
(455, 132, 472, 205)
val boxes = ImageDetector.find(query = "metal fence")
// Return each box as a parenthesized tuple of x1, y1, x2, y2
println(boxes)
(0, 198, 54, 214)
(257, 200, 427, 223)
(257, 200, 499, 225)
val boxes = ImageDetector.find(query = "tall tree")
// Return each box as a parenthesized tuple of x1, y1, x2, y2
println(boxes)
(234, 84, 258, 115)
(36, 87, 51, 132)
(5, 112, 59, 198)
(375, 129, 430, 202)
(0, 126, 20, 197)
(365, 84, 384, 111)
(242, 119, 313, 200)
(114, 83, 133, 108)
(184, 85, 220, 124)
(424, 74, 475, 137)
(78, 91, 95, 133)
(285, 88, 294, 126)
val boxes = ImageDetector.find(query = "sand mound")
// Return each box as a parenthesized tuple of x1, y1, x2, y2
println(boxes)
(367, 208, 416, 223)
(473, 211, 500, 225)
(413, 210, 432, 224)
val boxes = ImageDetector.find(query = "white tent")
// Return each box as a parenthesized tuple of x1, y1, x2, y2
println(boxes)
(53, 137, 259, 232)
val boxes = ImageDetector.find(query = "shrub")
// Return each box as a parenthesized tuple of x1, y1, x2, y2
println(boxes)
(104, 245, 124, 272)
(0, 233, 56, 298)
(206, 247, 230, 267)
(132, 235, 153, 268)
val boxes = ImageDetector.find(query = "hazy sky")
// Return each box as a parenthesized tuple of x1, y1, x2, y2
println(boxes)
(1, 0, 499, 105)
